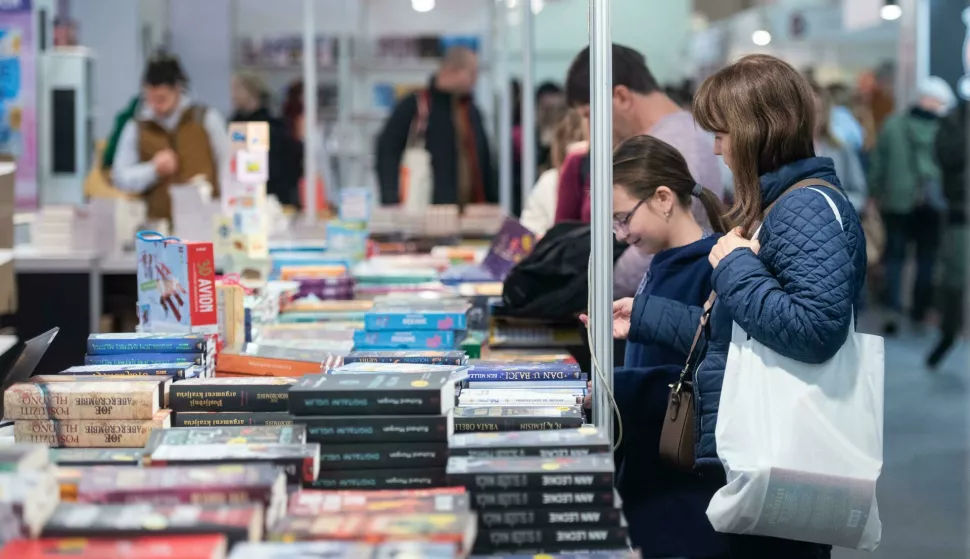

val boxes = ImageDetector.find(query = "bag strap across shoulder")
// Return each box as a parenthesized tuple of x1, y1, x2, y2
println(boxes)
(671, 291, 717, 395)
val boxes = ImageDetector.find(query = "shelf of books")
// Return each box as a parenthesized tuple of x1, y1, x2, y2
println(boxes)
(0, 185, 638, 556)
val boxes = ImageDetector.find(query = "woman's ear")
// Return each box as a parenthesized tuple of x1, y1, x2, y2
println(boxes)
(654, 185, 675, 213)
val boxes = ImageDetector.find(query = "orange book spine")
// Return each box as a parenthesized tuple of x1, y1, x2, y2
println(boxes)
(216, 354, 323, 376)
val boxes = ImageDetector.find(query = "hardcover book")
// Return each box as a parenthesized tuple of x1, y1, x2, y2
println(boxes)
(446, 456, 615, 491)
(449, 427, 610, 458)
(289, 371, 463, 416)
(0, 535, 228, 559)
(15, 409, 172, 448)
(299, 413, 452, 444)
(86, 333, 211, 355)
(41, 502, 263, 545)
(4, 381, 160, 420)
(170, 377, 296, 413)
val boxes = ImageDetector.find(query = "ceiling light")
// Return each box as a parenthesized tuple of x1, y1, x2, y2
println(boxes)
(881, 3, 902, 20)
(751, 30, 772, 46)
(412, 0, 434, 13)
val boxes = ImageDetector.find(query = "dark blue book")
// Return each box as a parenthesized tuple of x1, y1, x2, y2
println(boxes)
(84, 353, 205, 367)
(466, 362, 584, 382)
(62, 363, 200, 379)
(86, 333, 209, 355)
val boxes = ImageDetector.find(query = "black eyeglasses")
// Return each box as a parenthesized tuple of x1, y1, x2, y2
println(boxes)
(613, 198, 648, 235)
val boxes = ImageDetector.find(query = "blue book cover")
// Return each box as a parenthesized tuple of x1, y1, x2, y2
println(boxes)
(353, 330, 463, 350)
(86, 333, 209, 355)
(363, 309, 468, 331)
(344, 350, 467, 365)
(466, 362, 584, 382)
(84, 352, 205, 367)
(62, 363, 200, 379)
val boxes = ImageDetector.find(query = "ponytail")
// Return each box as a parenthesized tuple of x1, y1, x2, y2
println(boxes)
(694, 186, 733, 234)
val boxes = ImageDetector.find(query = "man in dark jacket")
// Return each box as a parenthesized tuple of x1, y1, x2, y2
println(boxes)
(375, 47, 496, 207)
(928, 101, 967, 368)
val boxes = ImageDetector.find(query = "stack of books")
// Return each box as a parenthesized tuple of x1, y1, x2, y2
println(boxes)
(344, 350, 467, 366)
(82, 334, 213, 378)
(169, 377, 297, 427)
(5, 378, 170, 448)
(447, 428, 630, 555)
(289, 370, 463, 491)
(0, 535, 229, 558)
(354, 303, 471, 352)
(0, 445, 60, 546)
(214, 353, 325, 378)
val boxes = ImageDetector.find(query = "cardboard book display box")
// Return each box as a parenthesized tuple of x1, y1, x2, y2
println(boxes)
(135, 231, 218, 334)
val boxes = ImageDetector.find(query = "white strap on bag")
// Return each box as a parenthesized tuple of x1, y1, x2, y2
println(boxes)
(707, 186, 885, 551)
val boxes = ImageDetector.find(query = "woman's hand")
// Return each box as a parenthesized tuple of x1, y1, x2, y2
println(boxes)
(709, 227, 761, 269)
(579, 298, 634, 340)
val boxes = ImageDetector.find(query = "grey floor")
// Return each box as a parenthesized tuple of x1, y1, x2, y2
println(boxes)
(833, 313, 969, 559)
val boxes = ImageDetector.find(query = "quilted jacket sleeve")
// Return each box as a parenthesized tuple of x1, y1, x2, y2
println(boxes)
(711, 190, 854, 364)
(628, 293, 703, 357)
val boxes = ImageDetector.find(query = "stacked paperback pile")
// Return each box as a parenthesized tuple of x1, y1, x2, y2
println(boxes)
(170, 377, 297, 427)
(83, 334, 213, 378)
(447, 428, 630, 555)
(289, 370, 463, 490)
(354, 302, 470, 352)
(0, 445, 60, 546)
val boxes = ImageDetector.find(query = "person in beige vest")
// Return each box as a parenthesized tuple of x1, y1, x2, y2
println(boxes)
(112, 55, 230, 221)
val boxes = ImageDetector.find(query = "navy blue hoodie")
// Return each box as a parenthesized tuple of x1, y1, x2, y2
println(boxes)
(614, 234, 728, 558)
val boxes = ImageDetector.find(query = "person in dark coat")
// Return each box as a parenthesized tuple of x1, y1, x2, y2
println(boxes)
(375, 47, 496, 207)
(581, 135, 732, 558)
(230, 71, 294, 205)
(604, 56, 867, 559)
(927, 100, 967, 368)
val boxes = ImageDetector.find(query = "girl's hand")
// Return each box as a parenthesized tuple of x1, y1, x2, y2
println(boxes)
(579, 298, 634, 340)
(709, 227, 761, 269)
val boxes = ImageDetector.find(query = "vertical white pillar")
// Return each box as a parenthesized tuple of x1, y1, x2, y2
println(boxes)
(497, 0, 512, 215)
(303, 0, 318, 223)
(520, 0, 536, 209)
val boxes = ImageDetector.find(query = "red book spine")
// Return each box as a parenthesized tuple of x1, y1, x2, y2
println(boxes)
(77, 486, 273, 507)
(185, 242, 217, 329)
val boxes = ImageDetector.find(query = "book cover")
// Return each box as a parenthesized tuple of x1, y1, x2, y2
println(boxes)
(0, 535, 228, 559)
(465, 380, 587, 390)
(305, 468, 448, 491)
(145, 425, 306, 451)
(86, 334, 210, 355)
(289, 372, 462, 416)
(226, 542, 374, 559)
(353, 330, 463, 350)
(344, 350, 467, 366)
(288, 490, 469, 516)
(465, 363, 584, 382)
(4, 381, 159, 420)
(267, 512, 476, 550)
(173, 412, 295, 428)
(481, 218, 536, 279)
(170, 377, 296, 413)
(300, 413, 452, 444)
(215, 354, 324, 377)
(458, 390, 581, 407)
(15, 409, 172, 448)
(317, 442, 449, 471)
(148, 443, 320, 485)
(446, 456, 615, 491)
(470, 489, 618, 510)
(363, 307, 469, 331)
(474, 526, 629, 553)
(50, 448, 144, 467)
(28, 376, 172, 410)
(41, 502, 262, 546)
(449, 427, 610, 458)
(479, 507, 623, 529)
(84, 353, 206, 367)
(0, 444, 49, 472)
(62, 364, 199, 379)
(330, 363, 468, 376)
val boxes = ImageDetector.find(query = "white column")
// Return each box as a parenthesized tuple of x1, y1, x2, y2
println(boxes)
(302, 0, 317, 223)
(589, 0, 613, 435)
(519, 0, 536, 208)
(496, 1, 513, 215)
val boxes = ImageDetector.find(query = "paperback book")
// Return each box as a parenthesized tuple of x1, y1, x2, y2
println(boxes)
(49, 448, 144, 467)
(353, 330, 464, 351)
(15, 409, 172, 448)
(84, 353, 207, 367)
(145, 425, 306, 451)
(474, 525, 630, 553)
(446, 455, 615, 491)
(4, 381, 160, 420)
(449, 427, 610, 458)
(363, 306, 470, 331)
(317, 442, 449, 471)
(62, 363, 199, 379)
(299, 413, 452, 443)
(289, 371, 463, 416)
(288, 490, 470, 516)
(173, 412, 295, 428)
(86, 333, 211, 355)
(453, 406, 585, 433)
(470, 489, 619, 510)
(344, 350, 467, 366)
(306, 468, 448, 491)
(0, 535, 228, 559)
(170, 377, 296, 413)
(147, 443, 319, 485)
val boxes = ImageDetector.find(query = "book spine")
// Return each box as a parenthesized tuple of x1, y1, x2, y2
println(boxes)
(170, 384, 290, 413)
(173, 412, 295, 427)
(305, 468, 448, 491)
(475, 526, 629, 551)
(63, 365, 195, 378)
(288, 390, 444, 416)
(215, 354, 323, 376)
(465, 370, 586, 381)
(14, 416, 169, 447)
(364, 312, 468, 331)
(470, 489, 617, 509)
(458, 394, 581, 406)
(84, 353, 204, 367)
(449, 471, 614, 491)
(300, 415, 449, 443)
(149, 456, 315, 485)
(86, 339, 207, 355)
(77, 486, 273, 507)
(450, 445, 606, 459)
(186, 241, 219, 329)
(353, 330, 458, 350)
(479, 507, 623, 528)
(317, 442, 449, 471)
(344, 355, 466, 365)
(454, 416, 583, 433)
(4, 385, 157, 420)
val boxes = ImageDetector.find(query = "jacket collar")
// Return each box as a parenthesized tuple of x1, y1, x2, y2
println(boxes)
(759, 156, 842, 211)
(138, 93, 193, 131)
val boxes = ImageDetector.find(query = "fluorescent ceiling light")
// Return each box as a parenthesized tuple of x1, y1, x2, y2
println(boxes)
(412, 0, 434, 13)
(881, 4, 902, 20)
(752, 29, 772, 46)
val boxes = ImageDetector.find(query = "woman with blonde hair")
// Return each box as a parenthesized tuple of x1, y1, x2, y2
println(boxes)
(607, 54, 867, 558)
(519, 109, 588, 236)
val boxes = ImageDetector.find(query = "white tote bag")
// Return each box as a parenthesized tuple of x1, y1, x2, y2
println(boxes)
(401, 91, 433, 213)
(706, 188, 885, 551)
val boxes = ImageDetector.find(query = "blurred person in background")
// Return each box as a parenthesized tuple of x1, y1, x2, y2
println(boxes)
(375, 46, 496, 208)
(281, 80, 338, 210)
(112, 55, 230, 221)
(927, 100, 967, 368)
(534, 81, 567, 173)
(869, 76, 957, 335)
(826, 83, 866, 154)
(559, 44, 723, 298)
(520, 109, 587, 237)
(230, 71, 292, 207)
(813, 84, 867, 212)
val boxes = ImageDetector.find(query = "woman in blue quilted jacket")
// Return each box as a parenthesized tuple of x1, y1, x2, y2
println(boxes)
(609, 55, 867, 558)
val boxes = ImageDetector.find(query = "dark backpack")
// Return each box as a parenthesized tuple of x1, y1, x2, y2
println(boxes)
(501, 221, 627, 322)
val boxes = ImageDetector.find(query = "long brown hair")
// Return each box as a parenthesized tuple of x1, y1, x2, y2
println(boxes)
(613, 135, 733, 234)
(551, 110, 587, 170)
(693, 54, 817, 233)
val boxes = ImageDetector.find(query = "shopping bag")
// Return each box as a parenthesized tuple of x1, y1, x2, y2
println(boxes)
(400, 90, 432, 212)
(706, 188, 884, 550)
